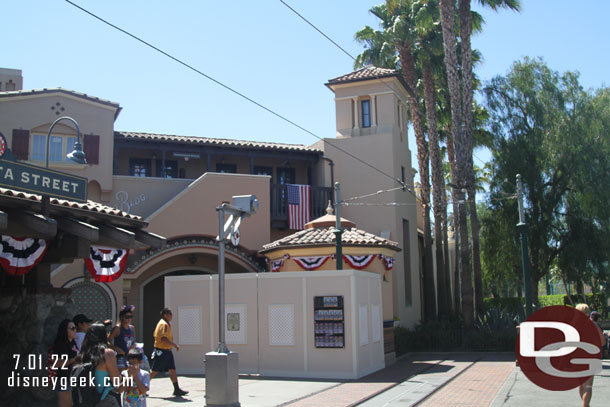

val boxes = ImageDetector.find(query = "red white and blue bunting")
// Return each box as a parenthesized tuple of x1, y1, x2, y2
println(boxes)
(270, 254, 290, 272)
(0, 236, 48, 276)
(342, 254, 376, 270)
(292, 255, 331, 271)
(85, 246, 129, 282)
(271, 253, 395, 272)
(378, 254, 395, 271)
(271, 259, 284, 272)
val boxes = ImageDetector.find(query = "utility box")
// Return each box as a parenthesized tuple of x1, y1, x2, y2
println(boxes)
(204, 351, 240, 407)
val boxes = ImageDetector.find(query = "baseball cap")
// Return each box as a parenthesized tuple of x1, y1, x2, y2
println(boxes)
(73, 314, 93, 324)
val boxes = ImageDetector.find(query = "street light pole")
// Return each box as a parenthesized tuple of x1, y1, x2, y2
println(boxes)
(207, 195, 257, 407)
(42, 116, 87, 216)
(516, 174, 533, 317)
(333, 182, 343, 270)
(217, 207, 228, 353)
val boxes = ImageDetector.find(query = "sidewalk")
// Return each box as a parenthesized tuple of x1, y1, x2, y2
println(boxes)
(144, 354, 610, 407)
(492, 361, 610, 407)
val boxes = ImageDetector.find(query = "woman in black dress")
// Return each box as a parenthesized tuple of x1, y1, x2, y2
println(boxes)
(52, 318, 79, 407)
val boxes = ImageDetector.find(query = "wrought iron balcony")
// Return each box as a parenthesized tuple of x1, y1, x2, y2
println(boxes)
(270, 184, 333, 226)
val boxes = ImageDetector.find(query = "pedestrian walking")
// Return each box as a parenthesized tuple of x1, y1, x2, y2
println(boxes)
(108, 305, 136, 371)
(51, 319, 79, 407)
(73, 314, 93, 351)
(589, 311, 607, 358)
(575, 303, 604, 407)
(78, 323, 122, 407)
(149, 308, 188, 397)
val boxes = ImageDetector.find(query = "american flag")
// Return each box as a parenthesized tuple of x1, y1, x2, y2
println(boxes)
(287, 184, 311, 230)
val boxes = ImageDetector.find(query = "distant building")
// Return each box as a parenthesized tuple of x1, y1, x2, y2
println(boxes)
(0, 66, 424, 359)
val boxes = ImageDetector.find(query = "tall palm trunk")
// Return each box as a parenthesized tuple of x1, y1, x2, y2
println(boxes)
(442, 214, 448, 313)
(439, 0, 473, 327)
(422, 61, 449, 316)
(458, 0, 483, 318)
(467, 179, 482, 314)
(397, 45, 436, 321)
(446, 132, 461, 313)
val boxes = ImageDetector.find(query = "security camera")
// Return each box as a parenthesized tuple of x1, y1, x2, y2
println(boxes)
(232, 195, 259, 215)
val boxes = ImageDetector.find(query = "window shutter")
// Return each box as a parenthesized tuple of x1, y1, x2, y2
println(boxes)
(12, 129, 30, 160)
(83, 134, 100, 165)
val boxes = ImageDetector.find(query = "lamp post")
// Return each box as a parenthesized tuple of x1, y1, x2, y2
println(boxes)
(516, 174, 533, 317)
(41, 116, 87, 215)
(206, 195, 258, 407)
(333, 182, 343, 270)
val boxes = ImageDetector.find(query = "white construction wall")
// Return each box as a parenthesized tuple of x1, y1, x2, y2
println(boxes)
(164, 269, 384, 379)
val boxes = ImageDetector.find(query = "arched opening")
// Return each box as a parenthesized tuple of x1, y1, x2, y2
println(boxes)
(87, 180, 102, 202)
(141, 269, 207, 357)
(63, 277, 117, 322)
(126, 236, 265, 356)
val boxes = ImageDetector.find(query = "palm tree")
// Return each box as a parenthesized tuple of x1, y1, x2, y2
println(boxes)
(356, 1, 438, 319)
(459, 0, 520, 318)
(416, 0, 451, 315)
(438, 0, 520, 326)
(438, 0, 473, 327)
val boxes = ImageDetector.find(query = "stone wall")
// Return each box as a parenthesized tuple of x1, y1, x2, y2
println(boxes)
(0, 288, 75, 407)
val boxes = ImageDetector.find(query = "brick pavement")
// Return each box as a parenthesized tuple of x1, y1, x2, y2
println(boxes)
(144, 353, 516, 407)
(419, 360, 515, 407)
(283, 357, 446, 407)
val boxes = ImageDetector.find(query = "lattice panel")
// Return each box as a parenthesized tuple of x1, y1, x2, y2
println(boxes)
(372, 304, 381, 342)
(225, 304, 247, 345)
(359, 305, 369, 346)
(178, 306, 202, 345)
(71, 281, 112, 322)
(269, 304, 295, 346)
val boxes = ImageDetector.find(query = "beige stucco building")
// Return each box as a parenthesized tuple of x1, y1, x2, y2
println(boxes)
(0, 66, 423, 361)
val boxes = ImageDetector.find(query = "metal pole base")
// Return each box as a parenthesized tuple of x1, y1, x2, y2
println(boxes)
(204, 351, 240, 407)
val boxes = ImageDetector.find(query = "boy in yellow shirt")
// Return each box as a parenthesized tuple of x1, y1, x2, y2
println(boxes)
(149, 308, 188, 397)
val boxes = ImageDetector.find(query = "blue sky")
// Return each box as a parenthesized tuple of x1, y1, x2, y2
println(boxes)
(3, 1, 609, 174)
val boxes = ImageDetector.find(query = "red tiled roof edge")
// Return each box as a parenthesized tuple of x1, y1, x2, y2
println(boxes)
(115, 131, 322, 153)
(0, 187, 142, 222)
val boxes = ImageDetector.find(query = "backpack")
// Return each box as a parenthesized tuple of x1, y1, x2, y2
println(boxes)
(71, 362, 102, 407)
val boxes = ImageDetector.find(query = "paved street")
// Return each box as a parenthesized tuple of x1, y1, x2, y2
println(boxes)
(144, 354, 610, 407)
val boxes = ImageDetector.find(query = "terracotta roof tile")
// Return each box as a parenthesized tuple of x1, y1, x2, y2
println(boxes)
(327, 66, 399, 85)
(116, 131, 322, 154)
(0, 187, 141, 221)
(260, 226, 399, 253)
(0, 88, 120, 108)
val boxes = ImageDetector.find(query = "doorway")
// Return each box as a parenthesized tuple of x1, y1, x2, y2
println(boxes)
(141, 269, 208, 357)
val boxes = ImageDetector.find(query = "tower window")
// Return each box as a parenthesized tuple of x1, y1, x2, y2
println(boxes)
(361, 100, 371, 128)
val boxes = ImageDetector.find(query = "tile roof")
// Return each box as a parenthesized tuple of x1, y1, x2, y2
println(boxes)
(260, 226, 399, 253)
(326, 66, 400, 85)
(0, 88, 121, 109)
(116, 131, 322, 154)
(0, 187, 142, 223)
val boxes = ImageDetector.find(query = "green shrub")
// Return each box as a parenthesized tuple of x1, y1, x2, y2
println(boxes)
(563, 293, 607, 314)
(465, 306, 522, 351)
(483, 297, 523, 313)
(538, 295, 565, 307)
(394, 316, 462, 355)
(463, 328, 518, 351)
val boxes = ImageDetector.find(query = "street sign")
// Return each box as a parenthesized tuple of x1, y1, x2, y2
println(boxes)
(0, 155, 88, 202)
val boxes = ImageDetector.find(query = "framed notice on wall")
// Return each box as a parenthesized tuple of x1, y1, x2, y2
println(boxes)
(225, 304, 247, 345)
(313, 296, 345, 348)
